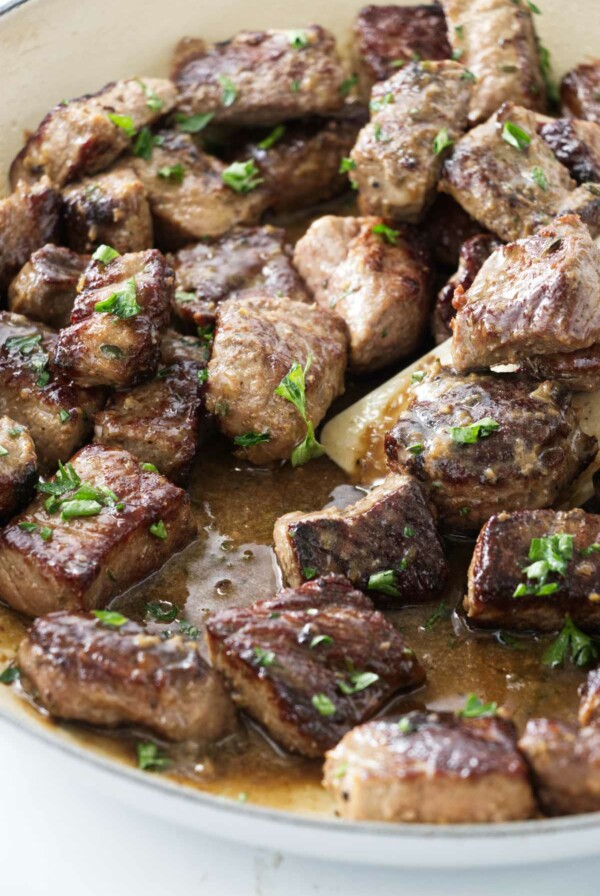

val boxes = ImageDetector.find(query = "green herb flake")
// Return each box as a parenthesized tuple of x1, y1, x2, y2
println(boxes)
(502, 120, 531, 151)
(145, 600, 179, 624)
(390, 58, 405, 69)
(371, 222, 400, 245)
(178, 620, 199, 638)
(175, 111, 215, 133)
(8, 426, 24, 437)
(137, 741, 171, 771)
(514, 533, 574, 597)
(18, 522, 38, 533)
(100, 344, 125, 360)
(218, 75, 237, 107)
(424, 599, 450, 631)
(233, 431, 271, 448)
(403, 525, 416, 538)
(531, 166, 548, 190)
(157, 163, 185, 183)
(197, 368, 209, 385)
(451, 48, 464, 61)
(340, 74, 358, 96)
(93, 609, 128, 628)
(312, 693, 336, 716)
(132, 126, 153, 160)
(457, 693, 498, 718)
(397, 716, 414, 734)
(302, 567, 317, 580)
(339, 156, 356, 174)
(454, 24, 464, 37)
(287, 29, 309, 50)
(253, 646, 276, 667)
(338, 670, 380, 695)
(221, 159, 263, 194)
(175, 290, 195, 304)
(0, 667, 20, 685)
(527, 1, 541, 13)
(94, 277, 140, 319)
(367, 569, 401, 598)
(433, 127, 453, 155)
(450, 417, 500, 444)
(0, 446, 7, 457)
(275, 358, 325, 468)
(461, 69, 477, 82)
(310, 634, 333, 650)
(92, 244, 120, 264)
(407, 443, 424, 455)
(411, 371, 425, 384)
(258, 124, 286, 150)
(61, 499, 103, 520)
(107, 113, 135, 137)
(542, 614, 599, 668)
(581, 543, 600, 556)
(136, 78, 163, 111)
(59, 409, 71, 424)
(39, 527, 53, 542)
(141, 462, 158, 473)
(149, 520, 168, 540)
(370, 92, 395, 113)
(290, 79, 301, 93)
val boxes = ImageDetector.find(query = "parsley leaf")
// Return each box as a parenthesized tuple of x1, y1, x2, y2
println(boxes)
(174, 111, 215, 133)
(218, 74, 237, 107)
(514, 533, 574, 597)
(371, 222, 400, 245)
(531, 166, 548, 190)
(309, 634, 333, 649)
(542, 615, 599, 668)
(312, 693, 336, 716)
(253, 646, 276, 667)
(450, 417, 500, 444)
(367, 569, 401, 598)
(157, 163, 185, 183)
(287, 29, 309, 50)
(457, 693, 498, 718)
(132, 126, 153, 160)
(501, 121, 531, 151)
(339, 156, 356, 174)
(233, 431, 271, 448)
(257, 124, 286, 150)
(93, 610, 128, 628)
(92, 244, 120, 264)
(149, 520, 167, 540)
(0, 667, 20, 685)
(145, 600, 179, 623)
(424, 599, 451, 631)
(339, 74, 358, 96)
(137, 741, 171, 771)
(136, 78, 163, 111)
(94, 277, 140, 319)
(275, 357, 325, 467)
(221, 160, 263, 193)
(107, 113, 136, 137)
(338, 671, 380, 695)
(433, 128, 453, 155)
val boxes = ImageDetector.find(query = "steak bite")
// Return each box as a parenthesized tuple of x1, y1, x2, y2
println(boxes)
(351, 61, 473, 223)
(160, 329, 211, 367)
(172, 26, 346, 126)
(62, 163, 153, 254)
(0, 444, 196, 618)
(352, 4, 451, 96)
(169, 226, 308, 331)
(579, 669, 600, 727)
(0, 418, 37, 525)
(385, 367, 596, 533)
(10, 78, 177, 188)
(451, 215, 600, 381)
(294, 215, 431, 373)
(465, 509, 600, 632)
(232, 115, 363, 213)
(206, 575, 425, 757)
(440, 104, 597, 243)
(273, 473, 447, 606)
(131, 130, 269, 249)
(17, 611, 235, 742)
(0, 312, 102, 470)
(205, 294, 348, 465)
(441, 0, 545, 125)
(433, 233, 501, 345)
(8, 244, 88, 330)
(324, 712, 535, 823)
(422, 194, 484, 267)
(54, 248, 174, 389)
(0, 179, 61, 293)
(561, 63, 600, 124)
(539, 118, 600, 185)
(93, 361, 205, 485)
(519, 718, 600, 815)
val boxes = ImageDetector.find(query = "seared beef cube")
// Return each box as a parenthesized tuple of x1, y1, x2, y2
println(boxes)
(579, 669, 600, 726)
(160, 329, 211, 367)
(352, 4, 451, 96)
(62, 163, 153, 254)
(0, 417, 37, 525)
(465, 509, 600, 631)
(169, 226, 309, 331)
(522, 344, 600, 393)
(451, 215, 600, 378)
(274, 473, 446, 606)
(561, 63, 600, 124)
(519, 719, 600, 815)
(385, 367, 596, 533)
(131, 130, 269, 250)
(422, 194, 484, 267)
(294, 216, 431, 372)
(441, 0, 545, 125)
(94, 361, 204, 484)
(172, 26, 345, 126)
(433, 234, 501, 344)
(206, 294, 347, 464)
(0, 312, 102, 470)
(351, 61, 472, 223)
(539, 118, 600, 185)
(54, 249, 173, 389)
(206, 575, 425, 757)
(0, 179, 61, 293)
(440, 104, 593, 242)
(0, 444, 196, 617)
(17, 611, 235, 741)
(10, 78, 176, 188)
(324, 712, 535, 823)
(234, 115, 363, 213)
(8, 244, 88, 330)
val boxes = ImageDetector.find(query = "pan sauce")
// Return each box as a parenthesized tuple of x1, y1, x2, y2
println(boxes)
(0, 432, 588, 816)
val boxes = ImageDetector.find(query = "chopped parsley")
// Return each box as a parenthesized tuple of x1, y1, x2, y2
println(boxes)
(218, 74, 237, 107)
(4, 332, 51, 388)
(93, 609, 128, 628)
(132, 126, 153, 159)
(253, 646, 276, 667)
(149, 520, 167, 540)
(8, 425, 24, 437)
(107, 113, 136, 136)
(433, 127, 453, 155)
(60, 499, 104, 519)
(157, 163, 185, 183)
(371, 222, 399, 245)
(513, 533, 574, 597)
(233, 431, 271, 448)
(370, 92, 394, 113)
(581, 543, 600, 557)
(450, 417, 500, 444)
(0, 446, 7, 457)
(461, 69, 477, 82)
(0, 667, 20, 685)
(531, 166, 548, 190)
(542, 615, 599, 668)
(257, 124, 286, 150)
(175, 289, 195, 304)
(451, 48, 464, 61)
(367, 569, 401, 598)
(100, 344, 125, 359)
(411, 371, 425, 384)
(141, 462, 159, 473)
(303, 567, 317, 580)
(136, 78, 163, 111)
(404, 525, 416, 537)
(407, 443, 424, 455)
(309, 634, 333, 649)
(424, 599, 451, 631)
(197, 368, 209, 385)
(59, 409, 71, 424)
(221, 160, 263, 193)
(312, 693, 336, 716)
(457, 693, 498, 718)
(94, 277, 140, 319)
(501, 120, 531, 151)
(290, 79, 301, 93)
(92, 244, 120, 264)
(287, 29, 309, 50)
(274, 357, 324, 467)
(145, 600, 179, 623)
(397, 716, 415, 734)
(339, 74, 358, 96)
(338, 671, 380, 695)
(339, 156, 356, 174)
(175, 111, 215, 133)
(137, 741, 171, 771)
